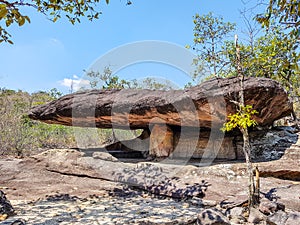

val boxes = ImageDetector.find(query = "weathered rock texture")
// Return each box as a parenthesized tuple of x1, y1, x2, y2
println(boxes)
(236, 126, 299, 160)
(104, 126, 298, 160)
(29, 146, 300, 208)
(258, 144, 300, 181)
(33, 149, 208, 199)
(197, 208, 231, 225)
(28, 77, 292, 159)
(149, 124, 174, 157)
(28, 77, 292, 129)
(0, 190, 14, 218)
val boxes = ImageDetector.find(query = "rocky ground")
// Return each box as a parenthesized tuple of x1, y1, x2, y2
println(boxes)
(1, 191, 202, 225)
(0, 129, 299, 225)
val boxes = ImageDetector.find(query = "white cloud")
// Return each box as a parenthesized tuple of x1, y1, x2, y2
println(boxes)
(49, 38, 64, 49)
(59, 75, 90, 91)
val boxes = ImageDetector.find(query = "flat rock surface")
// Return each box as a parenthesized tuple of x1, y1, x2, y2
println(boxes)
(1, 193, 199, 225)
(0, 157, 121, 201)
(1, 146, 300, 224)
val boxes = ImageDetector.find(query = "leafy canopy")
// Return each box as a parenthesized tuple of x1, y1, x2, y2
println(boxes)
(187, 12, 236, 78)
(86, 66, 175, 91)
(0, 0, 131, 44)
(256, 0, 300, 38)
(87, 67, 131, 89)
(221, 24, 300, 97)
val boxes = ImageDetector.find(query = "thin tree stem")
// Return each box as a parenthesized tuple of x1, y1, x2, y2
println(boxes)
(235, 34, 258, 209)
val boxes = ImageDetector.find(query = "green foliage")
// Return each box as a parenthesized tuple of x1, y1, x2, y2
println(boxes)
(188, 6, 300, 101)
(0, 2, 30, 44)
(0, 88, 76, 156)
(0, 0, 102, 43)
(0, 0, 132, 44)
(221, 105, 258, 132)
(187, 12, 236, 77)
(256, 0, 300, 38)
(256, 1, 300, 95)
(86, 66, 175, 91)
(130, 78, 175, 90)
(187, 10, 300, 120)
(49, 88, 63, 99)
(221, 25, 300, 98)
(87, 66, 131, 89)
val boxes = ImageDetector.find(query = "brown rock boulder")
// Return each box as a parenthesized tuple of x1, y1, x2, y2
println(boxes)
(28, 77, 292, 129)
(259, 145, 300, 181)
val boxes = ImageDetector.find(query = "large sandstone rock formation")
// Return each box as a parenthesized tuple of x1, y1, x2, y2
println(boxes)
(29, 77, 291, 129)
(28, 77, 292, 158)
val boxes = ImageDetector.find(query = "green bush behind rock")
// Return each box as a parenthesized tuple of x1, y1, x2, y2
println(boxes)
(0, 88, 136, 156)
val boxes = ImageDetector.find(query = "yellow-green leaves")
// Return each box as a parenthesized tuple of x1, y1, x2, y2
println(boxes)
(0, 4, 8, 19)
(1, 6, 30, 27)
(18, 16, 25, 26)
(221, 105, 258, 132)
(256, 0, 300, 38)
(0, 3, 31, 44)
(0, 0, 107, 44)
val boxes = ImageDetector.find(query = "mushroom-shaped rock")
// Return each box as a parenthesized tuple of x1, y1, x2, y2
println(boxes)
(28, 77, 292, 159)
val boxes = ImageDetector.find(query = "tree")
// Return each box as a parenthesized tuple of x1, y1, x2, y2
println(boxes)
(222, 24, 300, 120)
(49, 88, 63, 99)
(187, 12, 236, 78)
(223, 25, 299, 83)
(86, 66, 175, 91)
(222, 35, 259, 210)
(0, 0, 131, 44)
(253, 26, 299, 95)
(130, 78, 175, 90)
(256, 0, 300, 39)
(255, 0, 300, 121)
(86, 66, 131, 89)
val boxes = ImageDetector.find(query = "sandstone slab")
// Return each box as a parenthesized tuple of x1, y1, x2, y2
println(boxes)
(28, 77, 292, 129)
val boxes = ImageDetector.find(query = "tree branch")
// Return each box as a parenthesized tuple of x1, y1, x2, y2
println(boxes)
(0, 0, 37, 9)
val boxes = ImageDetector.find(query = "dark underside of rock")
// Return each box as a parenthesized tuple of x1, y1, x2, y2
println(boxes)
(28, 77, 292, 130)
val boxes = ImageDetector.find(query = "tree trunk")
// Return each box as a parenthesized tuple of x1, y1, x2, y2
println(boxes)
(241, 127, 257, 207)
(254, 166, 260, 205)
(236, 34, 259, 209)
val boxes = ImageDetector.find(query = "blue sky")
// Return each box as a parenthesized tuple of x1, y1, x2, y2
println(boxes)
(0, 0, 264, 93)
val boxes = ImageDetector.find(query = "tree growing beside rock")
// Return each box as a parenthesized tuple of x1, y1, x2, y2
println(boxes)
(187, 10, 297, 211)
(188, 5, 299, 121)
(186, 12, 236, 81)
(222, 35, 260, 210)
